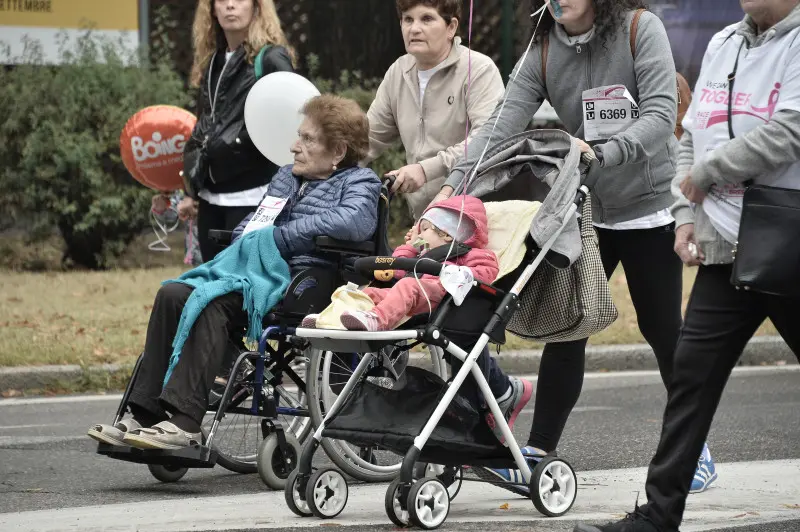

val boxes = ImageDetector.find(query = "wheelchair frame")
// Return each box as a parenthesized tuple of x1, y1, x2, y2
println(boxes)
(95, 181, 396, 486)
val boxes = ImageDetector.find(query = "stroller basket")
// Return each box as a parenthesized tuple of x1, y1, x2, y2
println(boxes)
(322, 366, 515, 467)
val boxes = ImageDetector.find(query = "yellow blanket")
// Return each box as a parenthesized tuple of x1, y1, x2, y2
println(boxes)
(484, 200, 541, 280)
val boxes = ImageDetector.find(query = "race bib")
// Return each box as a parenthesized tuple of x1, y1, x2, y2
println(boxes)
(242, 195, 288, 235)
(582, 85, 639, 141)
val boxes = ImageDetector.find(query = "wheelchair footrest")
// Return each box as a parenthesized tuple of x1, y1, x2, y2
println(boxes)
(96, 443, 218, 468)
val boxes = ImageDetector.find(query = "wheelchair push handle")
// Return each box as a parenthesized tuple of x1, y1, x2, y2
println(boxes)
(354, 256, 443, 278)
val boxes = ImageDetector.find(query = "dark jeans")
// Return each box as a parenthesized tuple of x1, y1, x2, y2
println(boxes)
(641, 264, 800, 531)
(197, 198, 254, 262)
(128, 283, 248, 423)
(529, 224, 683, 451)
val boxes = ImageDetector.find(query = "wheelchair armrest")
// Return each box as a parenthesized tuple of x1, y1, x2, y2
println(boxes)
(315, 236, 374, 256)
(209, 230, 233, 244)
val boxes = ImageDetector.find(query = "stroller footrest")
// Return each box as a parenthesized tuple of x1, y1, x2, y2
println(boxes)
(96, 443, 218, 468)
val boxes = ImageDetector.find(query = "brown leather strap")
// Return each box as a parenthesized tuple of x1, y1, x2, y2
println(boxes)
(541, 34, 549, 87)
(630, 8, 646, 58)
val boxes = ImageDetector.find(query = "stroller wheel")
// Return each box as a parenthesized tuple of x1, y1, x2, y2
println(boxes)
(407, 478, 450, 530)
(306, 468, 349, 519)
(257, 432, 301, 490)
(413, 463, 463, 502)
(147, 463, 188, 483)
(529, 456, 577, 517)
(384, 478, 411, 527)
(284, 470, 312, 517)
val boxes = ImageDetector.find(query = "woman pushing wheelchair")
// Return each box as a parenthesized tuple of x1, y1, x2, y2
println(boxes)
(88, 95, 382, 450)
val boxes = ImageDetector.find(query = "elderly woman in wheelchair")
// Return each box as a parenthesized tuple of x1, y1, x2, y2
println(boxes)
(88, 95, 381, 457)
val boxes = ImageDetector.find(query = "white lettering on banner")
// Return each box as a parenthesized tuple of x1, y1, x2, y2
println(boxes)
(131, 133, 187, 163)
(243, 196, 288, 235)
(582, 85, 639, 142)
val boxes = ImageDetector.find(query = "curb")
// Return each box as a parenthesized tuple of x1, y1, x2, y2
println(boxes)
(0, 336, 795, 393)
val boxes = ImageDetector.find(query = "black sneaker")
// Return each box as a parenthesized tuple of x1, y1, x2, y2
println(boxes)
(574, 505, 662, 532)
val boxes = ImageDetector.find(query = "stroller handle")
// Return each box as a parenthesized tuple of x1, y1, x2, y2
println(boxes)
(354, 256, 443, 278)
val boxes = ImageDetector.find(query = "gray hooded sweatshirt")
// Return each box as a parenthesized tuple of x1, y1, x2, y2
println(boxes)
(445, 10, 679, 224)
(671, 5, 800, 265)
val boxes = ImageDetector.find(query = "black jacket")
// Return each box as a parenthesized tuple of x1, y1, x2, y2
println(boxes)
(190, 45, 294, 194)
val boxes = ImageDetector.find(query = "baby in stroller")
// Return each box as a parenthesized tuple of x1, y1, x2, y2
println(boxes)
(304, 195, 533, 443)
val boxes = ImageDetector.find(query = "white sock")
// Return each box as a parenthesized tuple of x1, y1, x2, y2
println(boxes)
(496, 384, 512, 403)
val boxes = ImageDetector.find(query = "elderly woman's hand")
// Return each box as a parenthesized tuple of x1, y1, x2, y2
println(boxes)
(387, 163, 427, 194)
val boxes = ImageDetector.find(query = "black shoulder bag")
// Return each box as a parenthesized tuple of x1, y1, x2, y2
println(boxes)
(728, 39, 800, 297)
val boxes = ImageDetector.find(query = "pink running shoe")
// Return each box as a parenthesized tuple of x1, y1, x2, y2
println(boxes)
(485, 376, 533, 445)
(340, 310, 381, 332)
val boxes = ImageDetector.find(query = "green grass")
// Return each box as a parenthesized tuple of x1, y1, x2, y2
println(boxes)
(0, 264, 776, 367)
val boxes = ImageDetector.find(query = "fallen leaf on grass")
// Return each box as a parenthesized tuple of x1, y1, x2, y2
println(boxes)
(7, 297, 22, 303)
(499, 503, 509, 510)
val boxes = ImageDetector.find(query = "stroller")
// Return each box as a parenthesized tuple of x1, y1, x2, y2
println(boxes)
(283, 131, 616, 529)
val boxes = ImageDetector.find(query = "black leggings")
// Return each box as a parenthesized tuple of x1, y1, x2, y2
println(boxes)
(528, 224, 683, 451)
(197, 198, 255, 262)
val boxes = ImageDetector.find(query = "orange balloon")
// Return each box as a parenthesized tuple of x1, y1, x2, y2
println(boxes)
(120, 105, 197, 192)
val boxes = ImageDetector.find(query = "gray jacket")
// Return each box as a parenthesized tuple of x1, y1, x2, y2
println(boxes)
(671, 6, 800, 265)
(445, 10, 678, 224)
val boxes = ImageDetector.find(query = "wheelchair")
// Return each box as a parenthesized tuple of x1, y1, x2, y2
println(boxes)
(95, 180, 396, 489)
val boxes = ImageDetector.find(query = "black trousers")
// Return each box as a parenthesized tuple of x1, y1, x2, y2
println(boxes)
(641, 264, 800, 531)
(128, 283, 248, 423)
(529, 224, 683, 450)
(197, 198, 254, 262)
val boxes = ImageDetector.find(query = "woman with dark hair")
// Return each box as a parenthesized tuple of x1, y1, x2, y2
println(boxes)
(364, 0, 505, 220)
(432, 0, 710, 494)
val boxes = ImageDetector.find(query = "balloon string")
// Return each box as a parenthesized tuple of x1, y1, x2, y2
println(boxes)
(148, 207, 181, 252)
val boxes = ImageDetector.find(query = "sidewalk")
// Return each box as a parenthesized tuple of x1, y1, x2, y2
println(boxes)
(0, 459, 797, 531)
(1, 335, 795, 393)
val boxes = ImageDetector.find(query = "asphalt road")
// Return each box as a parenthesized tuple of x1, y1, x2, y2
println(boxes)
(0, 366, 798, 531)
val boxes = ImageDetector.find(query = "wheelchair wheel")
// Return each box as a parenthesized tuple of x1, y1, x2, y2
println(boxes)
(257, 431, 301, 490)
(147, 463, 188, 483)
(306, 348, 404, 482)
(204, 351, 312, 474)
(529, 456, 577, 517)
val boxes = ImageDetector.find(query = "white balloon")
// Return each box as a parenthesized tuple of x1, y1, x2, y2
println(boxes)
(244, 72, 321, 166)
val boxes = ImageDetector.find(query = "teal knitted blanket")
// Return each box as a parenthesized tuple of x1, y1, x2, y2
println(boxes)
(162, 226, 291, 386)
